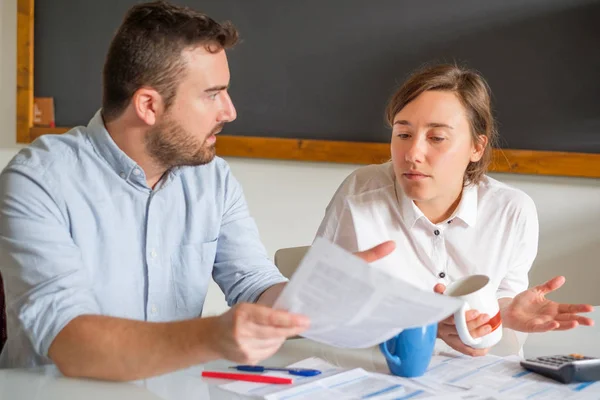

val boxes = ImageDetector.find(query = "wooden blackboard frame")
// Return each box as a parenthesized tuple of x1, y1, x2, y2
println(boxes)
(16, 0, 600, 178)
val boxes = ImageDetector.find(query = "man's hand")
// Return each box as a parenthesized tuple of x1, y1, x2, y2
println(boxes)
(210, 303, 310, 364)
(258, 241, 397, 307)
(434, 283, 492, 357)
(501, 276, 594, 332)
(245, 240, 396, 362)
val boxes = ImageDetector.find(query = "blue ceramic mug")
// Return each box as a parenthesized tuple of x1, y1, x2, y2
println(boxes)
(379, 323, 438, 378)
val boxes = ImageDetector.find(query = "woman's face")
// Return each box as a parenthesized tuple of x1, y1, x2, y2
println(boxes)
(391, 90, 486, 210)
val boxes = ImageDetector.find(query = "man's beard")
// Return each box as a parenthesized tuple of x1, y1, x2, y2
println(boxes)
(145, 117, 223, 169)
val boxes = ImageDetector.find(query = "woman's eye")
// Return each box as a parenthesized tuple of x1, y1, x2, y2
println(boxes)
(396, 133, 411, 139)
(430, 136, 445, 143)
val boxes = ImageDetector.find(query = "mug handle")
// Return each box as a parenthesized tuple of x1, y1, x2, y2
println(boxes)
(454, 301, 483, 347)
(379, 339, 401, 365)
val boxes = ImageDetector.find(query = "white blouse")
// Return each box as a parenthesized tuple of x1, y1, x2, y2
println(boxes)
(315, 162, 539, 300)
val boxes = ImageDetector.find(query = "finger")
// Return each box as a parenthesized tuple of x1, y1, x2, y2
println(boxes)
(534, 276, 565, 295)
(247, 344, 289, 364)
(241, 336, 286, 350)
(436, 323, 455, 337)
(247, 324, 309, 340)
(434, 284, 446, 294)
(466, 314, 491, 336)
(440, 315, 455, 326)
(555, 314, 594, 326)
(557, 303, 594, 314)
(470, 323, 493, 339)
(526, 319, 559, 333)
(268, 311, 310, 329)
(354, 241, 396, 263)
(251, 336, 289, 350)
(239, 304, 310, 329)
(440, 310, 481, 327)
(465, 310, 482, 322)
(553, 321, 579, 331)
(443, 336, 490, 357)
(234, 342, 287, 365)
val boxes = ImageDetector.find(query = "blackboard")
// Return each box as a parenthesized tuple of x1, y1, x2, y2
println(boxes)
(16, 0, 600, 177)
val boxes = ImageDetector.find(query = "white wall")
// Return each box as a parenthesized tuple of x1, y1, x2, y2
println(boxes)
(0, 0, 17, 149)
(1, 0, 599, 317)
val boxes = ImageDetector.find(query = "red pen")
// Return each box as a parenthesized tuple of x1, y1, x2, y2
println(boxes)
(201, 371, 293, 384)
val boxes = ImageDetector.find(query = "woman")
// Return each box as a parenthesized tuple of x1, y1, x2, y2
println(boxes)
(315, 64, 593, 356)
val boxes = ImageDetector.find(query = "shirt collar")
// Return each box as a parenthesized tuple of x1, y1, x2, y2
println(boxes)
(86, 110, 140, 180)
(395, 180, 425, 228)
(451, 183, 478, 227)
(395, 179, 478, 228)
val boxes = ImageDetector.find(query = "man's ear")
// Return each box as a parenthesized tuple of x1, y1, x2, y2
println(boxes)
(131, 87, 163, 126)
(470, 134, 489, 163)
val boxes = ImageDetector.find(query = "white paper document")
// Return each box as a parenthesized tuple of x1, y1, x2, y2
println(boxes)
(219, 357, 513, 399)
(220, 357, 431, 399)
(420, 352, 600, 399)
(273, 238, 464, 348)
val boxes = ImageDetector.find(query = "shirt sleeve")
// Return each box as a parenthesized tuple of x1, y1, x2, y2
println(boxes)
(314, 176, 359, 253)
(496, 194, 539, 299)
(211, 167, 287, 306)
(0, 163, 100, 358)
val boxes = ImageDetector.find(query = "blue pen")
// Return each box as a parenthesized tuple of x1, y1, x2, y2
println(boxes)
(229, 365, 321, 377)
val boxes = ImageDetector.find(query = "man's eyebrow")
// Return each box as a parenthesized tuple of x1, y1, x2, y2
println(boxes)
(393, 120, 454, 129)
(204, 85, 229, 93)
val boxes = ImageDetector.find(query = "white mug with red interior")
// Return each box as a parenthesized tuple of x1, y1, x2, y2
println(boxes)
(444, 274, 502, 349)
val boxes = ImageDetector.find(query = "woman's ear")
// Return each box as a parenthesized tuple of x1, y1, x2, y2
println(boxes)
(470, 134, 488, 163)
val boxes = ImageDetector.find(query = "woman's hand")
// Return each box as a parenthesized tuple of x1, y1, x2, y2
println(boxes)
(434, 284, 493, 357)
(500, 276, 594, 332)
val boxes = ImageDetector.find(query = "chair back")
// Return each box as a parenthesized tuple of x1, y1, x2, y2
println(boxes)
(274, 246, 310, 279)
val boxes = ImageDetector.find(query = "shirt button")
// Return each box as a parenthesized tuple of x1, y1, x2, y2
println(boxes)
(447, 220, 453, 224)
(133, 168, 141, 176)
(434, 229, 440, 236)
(150, 249, 157, 259)
(439, 272, 446, 278)
(119, 172, 126, 179)
(150, 305, 158, 314)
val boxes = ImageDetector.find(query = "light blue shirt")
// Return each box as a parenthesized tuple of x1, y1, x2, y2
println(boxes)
(0, 111, 287, 368)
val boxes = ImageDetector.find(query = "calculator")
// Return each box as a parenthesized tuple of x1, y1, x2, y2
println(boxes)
(520, 354, 600, 384)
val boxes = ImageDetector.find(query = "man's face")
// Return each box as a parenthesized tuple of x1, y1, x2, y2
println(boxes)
(145, 46, 237, 168)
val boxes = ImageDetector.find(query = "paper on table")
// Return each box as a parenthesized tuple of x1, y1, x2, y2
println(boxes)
(424, 387, 506, 399)
(262, 367, 406, 400)
(420, 353, 600, 399)
(220, 357, 429, 400)
(220, 357, 342, 399)
(273, 238, 464, 348)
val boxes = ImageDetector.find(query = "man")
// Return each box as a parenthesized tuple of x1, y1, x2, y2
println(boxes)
(0, 1, 395, 381)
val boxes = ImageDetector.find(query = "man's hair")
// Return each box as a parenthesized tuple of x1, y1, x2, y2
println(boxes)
(385, 64, 498, 185)
(102, 1, 239, 122)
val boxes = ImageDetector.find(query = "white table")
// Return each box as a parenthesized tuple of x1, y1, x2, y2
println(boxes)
(1, 308, 598, 399)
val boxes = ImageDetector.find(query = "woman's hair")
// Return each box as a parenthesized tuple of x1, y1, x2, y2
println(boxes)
(385, 64, 498, 185)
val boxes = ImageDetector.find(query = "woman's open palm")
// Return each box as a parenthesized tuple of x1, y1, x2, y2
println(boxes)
(502, 276, 594, 333)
